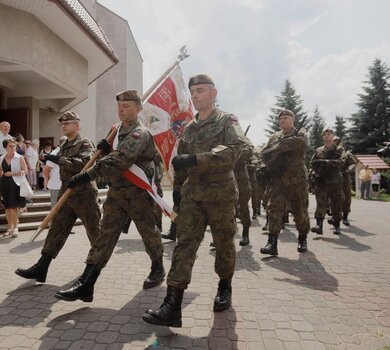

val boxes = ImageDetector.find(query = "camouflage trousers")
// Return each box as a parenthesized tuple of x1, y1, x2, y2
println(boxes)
(268, 180, 309, 237)
(314, 181, 344, 221)
(248, 167, 259, 213)
(42, 190, 100, 258)
(342, 175, 352, 215)
(236, 173, 251, 227)
(86, 187, 163, 269)
(167, 198, 236, 289)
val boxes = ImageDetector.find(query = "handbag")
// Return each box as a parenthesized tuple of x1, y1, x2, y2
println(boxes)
(19, 171, 34, 198)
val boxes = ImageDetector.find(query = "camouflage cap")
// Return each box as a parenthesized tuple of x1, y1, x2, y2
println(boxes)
(322, 126, 334, 135)
(278, 109, 295, 118)
(58, 111, 80, 122)
(188, 74, 215, 88)
(116, 89, 142, 102)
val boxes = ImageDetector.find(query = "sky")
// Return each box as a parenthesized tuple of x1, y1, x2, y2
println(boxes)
(99, 0, 390, 145)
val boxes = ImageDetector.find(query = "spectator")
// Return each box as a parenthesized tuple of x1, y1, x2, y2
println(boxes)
(359, 164, 373, 199)
(0, 121, 12, 156)
(0, 138, 28, 238)
(25, 139, 39, 190)
(14, 133, 27, 155)
(371, 168, 381, 200)
(39, 141, 52, 165)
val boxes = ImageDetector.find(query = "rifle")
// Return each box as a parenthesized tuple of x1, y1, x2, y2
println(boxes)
(244, 124, 251, 136)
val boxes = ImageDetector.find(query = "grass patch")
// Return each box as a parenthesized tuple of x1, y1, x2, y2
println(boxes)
(378, 193, 390, 202)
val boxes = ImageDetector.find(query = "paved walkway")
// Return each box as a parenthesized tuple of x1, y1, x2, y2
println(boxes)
(0, 193, 389, 350)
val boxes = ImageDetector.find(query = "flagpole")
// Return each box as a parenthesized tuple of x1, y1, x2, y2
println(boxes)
(142, 46, 190, 103)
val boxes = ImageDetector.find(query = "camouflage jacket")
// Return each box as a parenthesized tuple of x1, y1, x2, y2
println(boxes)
(310, 144, 344, 184)
(88, 118, 156, 195)
(234, 135, 254, 180)
(174, 108, 245, 202)
(58, 134, 97, 193)
(340, 150, 356, 177)
(262, 127, 308, 185)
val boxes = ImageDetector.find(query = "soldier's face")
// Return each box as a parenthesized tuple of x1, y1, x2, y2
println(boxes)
(278, 115, 294, 131)
(61, 121, 80, 137)
(323, 132, 334, 143)
(190, 84, 216, 112)
(118, 101, 141, 124)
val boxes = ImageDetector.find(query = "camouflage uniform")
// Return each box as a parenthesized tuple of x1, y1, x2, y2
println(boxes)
(262, 128, 310, 241)
(341, 150, 356, 217)
(41, 135, 100, 258)
(311, 144, 345, 222)
(85, 119, 163, 269)
(167, 108, 245, 289)
(247, 159, 259, 217)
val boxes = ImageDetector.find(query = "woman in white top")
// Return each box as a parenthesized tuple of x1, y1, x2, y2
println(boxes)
(25, 139, 39, 190)
(371, 168, 381, 200)
(0, 138, 28, 237)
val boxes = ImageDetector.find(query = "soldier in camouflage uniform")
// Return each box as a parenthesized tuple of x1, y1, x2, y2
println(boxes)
(54, 90, 165, 302)
(15, 111, 101, 283)
(333, 137, 356, 226)
(248, 156, 259, 219)
(310, 128, 345, 235)
(260, 109, 310, 256)
(235, 136, 254, 246)
(142, 74, 245, 328)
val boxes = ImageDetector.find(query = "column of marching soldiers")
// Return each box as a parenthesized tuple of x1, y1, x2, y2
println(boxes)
(13, 74, 356, 329)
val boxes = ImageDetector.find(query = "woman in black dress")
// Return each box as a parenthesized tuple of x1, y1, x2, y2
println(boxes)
(0, 138, 28, 238)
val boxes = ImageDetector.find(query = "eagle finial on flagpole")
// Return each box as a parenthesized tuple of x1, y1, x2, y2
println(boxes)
(178, 45, 190, 62)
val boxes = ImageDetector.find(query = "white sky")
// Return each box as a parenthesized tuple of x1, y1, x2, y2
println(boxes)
(98, 0, 390, 145)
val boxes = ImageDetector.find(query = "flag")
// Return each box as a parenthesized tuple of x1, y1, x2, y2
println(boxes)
(140, 66, 194, 181)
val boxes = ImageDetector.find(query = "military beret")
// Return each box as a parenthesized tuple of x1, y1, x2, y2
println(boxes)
(278, 109, 295, 118)
(58, 111, 80, 122)
(116, 90, 142, 102)
(188, 74, 215, 88)
(322, 127, 334, 135)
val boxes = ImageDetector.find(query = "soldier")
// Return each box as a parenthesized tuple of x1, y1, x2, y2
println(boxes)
(142, 74, 245, 328)
(247, 156, 259, 220)
(260, 109, 310, 256)
(15, 111, 101, 283)
(54, 90, 165, 302)
(234, 136, 254, 246)
(310, 128, 344, 235)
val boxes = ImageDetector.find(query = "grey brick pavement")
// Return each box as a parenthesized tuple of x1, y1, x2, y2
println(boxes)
(0, 192, 389, 349)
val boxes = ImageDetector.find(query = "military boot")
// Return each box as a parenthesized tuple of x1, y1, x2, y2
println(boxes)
(262, 214, 269, 231)
(213, 279, 232, 312)
(239, 226, 250, 246)
(311, 219, 323, 235)
(122, 218, 132, 234)
(260, 234, 278, 256)
(327, 217, 334, 225)
(142, 286, 184, 327)
(297, 235, 308, 253)
(161, 221, 176, 241)
(252, 209, 257, 220)
(143, 257, 166, 289)
(15, 254, 52, 283)
(342, 213, 350, 226)
(333, 221, 341, 235)
(55, 264, 100, 302)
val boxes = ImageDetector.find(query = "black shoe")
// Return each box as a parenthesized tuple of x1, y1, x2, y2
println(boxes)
(239, 226, 250, 246)
(55, 265, 100, 302)
(213, 279, 232, 312)
(327, 218, 334, 225)
(161, 222, 176, 241)
(342, 214, 350, 226)
(333, 221, 341, 235)
(297, 236, 307, 253)
(142, 286, 184, 327)
(311, 219, 323, 235)
(260, 234, 278, 256)
(15, 254, 52, 283)
(143, 258, 165, 289)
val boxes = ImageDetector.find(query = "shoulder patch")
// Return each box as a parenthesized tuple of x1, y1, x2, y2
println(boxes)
(132, 132, 140, 138)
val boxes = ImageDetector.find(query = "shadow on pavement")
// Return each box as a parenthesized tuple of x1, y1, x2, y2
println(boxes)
(313, 232, 372, 252)
(343, 224, 376, 237)
(8, 240, 44, 254)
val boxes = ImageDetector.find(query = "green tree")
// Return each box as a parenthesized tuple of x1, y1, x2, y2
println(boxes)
(334, 115, 347, 140)
(266, 80, 310, 135)
(348, 58, 390, 154)
(307, 105, 325, 162)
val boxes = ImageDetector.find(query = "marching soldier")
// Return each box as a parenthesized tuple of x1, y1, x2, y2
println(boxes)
(15, 111, 101, 283)
(54, 90, 165, 302)
(142, 74, 245, 327)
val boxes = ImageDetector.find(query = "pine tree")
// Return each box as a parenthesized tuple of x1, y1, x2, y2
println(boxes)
(307, 105, 325, 162)
(334, 115, 347, 140)
(348, 58, 390, 154)
(265, 80, 310, 135)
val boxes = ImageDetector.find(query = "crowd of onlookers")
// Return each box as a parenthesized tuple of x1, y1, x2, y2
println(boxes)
(358, 165, 382, 200)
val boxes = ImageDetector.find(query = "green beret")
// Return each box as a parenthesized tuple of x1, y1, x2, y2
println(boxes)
(278, 109, 294, 118)
(58, 111, 80, 122)
(188, 74, 215, 88)
(116, 89, 142, 102)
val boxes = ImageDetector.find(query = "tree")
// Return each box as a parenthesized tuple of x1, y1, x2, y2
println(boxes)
(307, 105, 325, 162)
(265, 80, 310, 135)
(348, 58, 390, 154)
(334, 115, 347, 140)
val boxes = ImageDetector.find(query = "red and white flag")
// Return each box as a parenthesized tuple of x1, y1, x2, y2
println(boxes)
(140, 66, 194, 181)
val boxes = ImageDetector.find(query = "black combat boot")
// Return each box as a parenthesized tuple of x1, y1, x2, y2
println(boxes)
(327, 217, 334, 225)
(262, 214, 269, 231)
(55, 264, 100, 302)
(122, 218, 132, 234)
(213, 279, 232, 312)
(143, 257, 166, 289)
(239, 226, 250, 246)
(342, 213, 350, 226)
(260, 234, 278, 256)
(297, 235, 308, 253)
(252, 209, 257, 220)
(333, 221, 341, 235)
(15, 254, 52, 283)
(160, 221, 176, 241)
(142, 286, 184, 327)
(311, 219, 323, 235)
